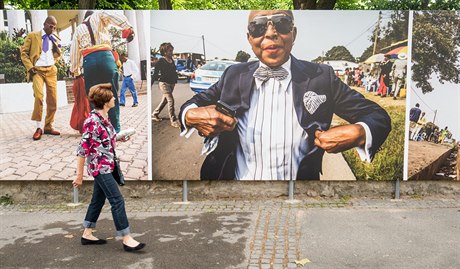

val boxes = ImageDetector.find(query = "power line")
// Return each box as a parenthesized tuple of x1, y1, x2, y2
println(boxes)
(344, 20, 378, 48)
(410, 86, 435, 112)
(151, 26, 201, 39)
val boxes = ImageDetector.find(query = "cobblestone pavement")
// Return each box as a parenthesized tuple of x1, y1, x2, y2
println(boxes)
(1, 198, 459, 269)
(0, 94, 148, 181)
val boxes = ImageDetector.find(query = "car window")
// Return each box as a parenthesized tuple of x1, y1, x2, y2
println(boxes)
(201, 62, 233, 71)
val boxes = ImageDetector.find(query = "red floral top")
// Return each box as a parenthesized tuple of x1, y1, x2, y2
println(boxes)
(77, 110, 116, 177)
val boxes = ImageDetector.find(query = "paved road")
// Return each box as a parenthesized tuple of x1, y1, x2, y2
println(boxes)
(0, 82, 149, 181)
(1, 198, 459, 269)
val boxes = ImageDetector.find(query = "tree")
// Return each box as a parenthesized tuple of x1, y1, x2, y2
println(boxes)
(411, 11, 460, 93)
(293, 0, 336, 9)
(235, 50, 251, 62)
(159, 0, 172, 9)
(358, 11, 409, 62)
(78, 0, 96, 9)
(323, 46, 355, 62)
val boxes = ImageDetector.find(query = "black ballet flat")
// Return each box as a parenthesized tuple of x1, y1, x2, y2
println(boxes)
(81, 237, 107, 245)
(123, 242, 146, 252)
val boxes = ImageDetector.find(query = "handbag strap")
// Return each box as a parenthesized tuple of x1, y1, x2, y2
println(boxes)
(83, 20, 96, 46)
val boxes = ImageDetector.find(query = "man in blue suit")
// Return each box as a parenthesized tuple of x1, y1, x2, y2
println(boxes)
(180, 10, 391, 180)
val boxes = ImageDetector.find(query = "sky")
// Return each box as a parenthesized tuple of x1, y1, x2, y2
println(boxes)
(151, 10, 394, 62)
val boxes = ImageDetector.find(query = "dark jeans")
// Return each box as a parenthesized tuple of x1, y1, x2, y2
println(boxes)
(83, 50, 121, 132)
(83, 173, 130, 236)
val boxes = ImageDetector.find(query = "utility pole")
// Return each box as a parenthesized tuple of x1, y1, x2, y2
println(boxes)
(372, 11, 382, 55)
(202, 35, 207, 64)
(433, 109, 437, 125)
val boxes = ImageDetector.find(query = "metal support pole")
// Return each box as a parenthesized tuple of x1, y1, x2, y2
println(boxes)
(395, 178, 400, 199)
(73, 187, 79, 204)
(288, 180, 294, 201)
(182, 180, 188, 202)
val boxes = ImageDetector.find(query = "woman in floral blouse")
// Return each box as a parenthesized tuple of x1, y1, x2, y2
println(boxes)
(72, 83, 145, 252)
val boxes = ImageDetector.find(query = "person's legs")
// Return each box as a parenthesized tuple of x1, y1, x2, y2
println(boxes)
(83, 177, 106, 239)
(163, 83, 177, 122)
(31, 70, 45, 123)
(127, 78, 138, 105)
(43, 66, 58, 131)
(94, 173, 130, 236)
(119, 78, 128, 105)
(152, 82, 169, 118)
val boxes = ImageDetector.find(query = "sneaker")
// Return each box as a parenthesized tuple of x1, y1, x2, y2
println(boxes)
(152, 115, 162, 122)
(132, 103, 138, 107)
(171, 121, 180, 128)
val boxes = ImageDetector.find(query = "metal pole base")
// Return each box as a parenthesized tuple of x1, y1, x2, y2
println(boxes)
(285, 180, 300, 204)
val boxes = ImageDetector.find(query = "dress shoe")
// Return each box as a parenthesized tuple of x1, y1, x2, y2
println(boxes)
(120, 104, 125, 106)
(81, 237, 107, 245)
(44, 129, 60, 135)
(132, 103, 138, 107)
(152, 115, 162, 122)
(33, 128, 43, 140)
(123, 242, 146, 252)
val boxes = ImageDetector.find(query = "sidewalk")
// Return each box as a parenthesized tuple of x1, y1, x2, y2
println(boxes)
(0, 94, 148, 181)
(1, 198, 459, 269)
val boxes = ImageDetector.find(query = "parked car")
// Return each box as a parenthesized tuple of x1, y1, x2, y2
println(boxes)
(175, 59, 187, 72)
(189, 60, 238, 93)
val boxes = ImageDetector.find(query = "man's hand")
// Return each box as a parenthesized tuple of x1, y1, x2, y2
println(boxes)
(314, 124, 366, 153)
(28, 68, 37, 76)
(185, 105, 237, 137)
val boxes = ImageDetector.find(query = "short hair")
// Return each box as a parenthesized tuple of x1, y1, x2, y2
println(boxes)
(88, 83, 113, 110)
(159, 42, 174, 56)
(415, 103, 420, 107)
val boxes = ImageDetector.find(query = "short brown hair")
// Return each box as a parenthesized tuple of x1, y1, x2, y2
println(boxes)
(88, 83, 113, 109)
(159, 42, 174, 56)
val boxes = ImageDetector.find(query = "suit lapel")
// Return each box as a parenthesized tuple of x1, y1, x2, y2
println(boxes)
(238, 63, 258, 111)
(291, 56, 313, 128)
(36, 31, 42, 52)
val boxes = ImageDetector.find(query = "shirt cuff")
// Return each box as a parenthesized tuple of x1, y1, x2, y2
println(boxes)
(355, 122, 372, 162)
(179, 103, 198, 138)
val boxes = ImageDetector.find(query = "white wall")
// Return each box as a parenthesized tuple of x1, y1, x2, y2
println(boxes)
(0, 81, 68, 114)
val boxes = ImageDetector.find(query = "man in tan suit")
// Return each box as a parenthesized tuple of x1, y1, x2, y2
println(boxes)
(21, 16, 62, 140)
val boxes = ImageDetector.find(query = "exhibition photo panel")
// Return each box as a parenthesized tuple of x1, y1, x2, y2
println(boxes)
(150, 10, 408, 181)
(0, 10, 151, 181)
(407, 10, 460, 181)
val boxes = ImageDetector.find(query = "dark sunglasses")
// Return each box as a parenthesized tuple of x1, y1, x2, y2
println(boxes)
(248, 14, 294, 38)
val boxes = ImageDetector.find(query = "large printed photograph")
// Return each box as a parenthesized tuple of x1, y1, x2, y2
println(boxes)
(151, 10, 407, 181)
(0, 10, 150, 182)
(407, 11, 460, 181)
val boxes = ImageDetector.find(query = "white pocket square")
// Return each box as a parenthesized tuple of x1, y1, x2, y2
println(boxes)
(303, 91, 326, 114)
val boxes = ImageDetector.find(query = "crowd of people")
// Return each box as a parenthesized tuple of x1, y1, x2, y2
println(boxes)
(409, 103, 452, 144)
(342, 53, 407, 100)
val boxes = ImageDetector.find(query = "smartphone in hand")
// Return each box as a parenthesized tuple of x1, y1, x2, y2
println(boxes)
(215, 100, 236, 118)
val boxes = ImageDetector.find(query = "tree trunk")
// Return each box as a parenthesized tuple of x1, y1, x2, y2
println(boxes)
(159, 0, 172, 10)
(293, 0, 336, 9)
(317, 0, 336, 9)
(78, 0, 97, 9)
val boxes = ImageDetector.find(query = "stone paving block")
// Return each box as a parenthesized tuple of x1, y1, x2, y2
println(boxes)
(55, 168, 75, 180)
(1, 173, 21, 180)
(49, 162, 68, 172)
(36, 170, 58, 180)
(0, 168, 16, 177)
(13, 165, 35, 176)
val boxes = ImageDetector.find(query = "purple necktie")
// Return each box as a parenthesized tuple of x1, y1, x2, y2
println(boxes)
(42, 34, 49, 52)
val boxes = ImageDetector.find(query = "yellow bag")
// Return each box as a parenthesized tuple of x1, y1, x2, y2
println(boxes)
(399, 88, 406, 98)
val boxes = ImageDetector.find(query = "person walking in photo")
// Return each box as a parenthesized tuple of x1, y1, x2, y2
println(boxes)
(20, 16, 62, 140)
(70, 10, 135, 133)
(119, 53, 140, 107)
(72, 83, 145, 252)
(151, 42, 180, 128)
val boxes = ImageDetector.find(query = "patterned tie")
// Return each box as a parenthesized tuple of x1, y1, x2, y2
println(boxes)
(253, 65, 289, 82)
(42, 34, 49, 52)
